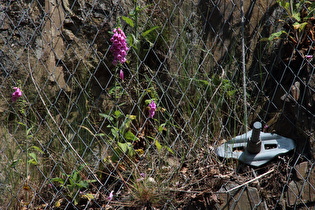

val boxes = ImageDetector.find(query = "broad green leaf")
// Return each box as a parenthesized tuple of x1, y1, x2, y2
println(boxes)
(277, 0, 290, 12)
(124, 130, 138, 141)
(127, 142, 135, 157)
(117, 142, 128, 153)
(121, 16, 135, 27)
(111, 127, 119, 138)
(292, 12, 301, 22)
(114, 110, 122, 118)
(28, 152, 38, 165)
(141, 26, 160, 38)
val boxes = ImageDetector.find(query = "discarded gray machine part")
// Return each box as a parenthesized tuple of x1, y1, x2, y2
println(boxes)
(215, 122, 295, 167)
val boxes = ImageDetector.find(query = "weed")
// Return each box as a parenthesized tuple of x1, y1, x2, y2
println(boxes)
(99, 110, 139, 162)
(51, 165, 96, 205)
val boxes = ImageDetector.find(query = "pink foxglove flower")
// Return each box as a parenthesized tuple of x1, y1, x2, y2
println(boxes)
(148, 101, 157, 118)
(110, 28, 129, 65)
(119, 69, 124, 80)
(12, 87, 22, 102)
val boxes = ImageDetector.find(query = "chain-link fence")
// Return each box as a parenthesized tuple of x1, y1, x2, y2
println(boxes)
(0, 0, 314, 209)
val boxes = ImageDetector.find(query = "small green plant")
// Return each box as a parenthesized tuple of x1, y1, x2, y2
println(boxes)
(127, 172, 166, 207)
(121, 2, 160, 51)
(27, 145, 44, 166)
(51, 165, 96, 205)
(262, 0, 315, 42)
(99, 110, 139, 162)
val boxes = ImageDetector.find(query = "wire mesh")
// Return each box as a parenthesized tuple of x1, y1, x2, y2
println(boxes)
(0, 0, 314, 209)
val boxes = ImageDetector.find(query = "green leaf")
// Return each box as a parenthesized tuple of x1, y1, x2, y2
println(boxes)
(128, 34, 139, 49)
(127, 145, 135, 157)
(227, 90, 237, 96)
(114, 110, 122, 118)
(165, 146, 174, 154)
(158, 123, 167, 132)
(72, 171, 79, 182)
(141, 26, 160, 38)
(260, 30, 287, 41)
(124, 130, 138, 141)
(17, 121, 27, 127)
(28, 152, 38, 165)
(99, 113, 114, 121)
(77, 181, 89, 188)
(30, 146, 44, 154)
(291, 12, 301, 22)
(51, 177, 65, 185)
(117, 142, 128, 153)
(28, 159, 38, 165)
(111, 127, 119, 138)
(121, 16, 135, 27)
(277, 0, 290, 11)
(293, 22, 308, 31)
(26, 126, 34, 137)
(155, 139, 162, 151)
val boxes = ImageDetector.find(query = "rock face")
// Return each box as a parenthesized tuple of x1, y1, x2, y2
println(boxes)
(216, 184, 264, 210)
(287, 161, 315, 207)
(42, 0, 69, 92)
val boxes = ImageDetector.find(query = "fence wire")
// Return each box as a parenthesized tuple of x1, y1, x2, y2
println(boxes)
(0, 0, 314, 209)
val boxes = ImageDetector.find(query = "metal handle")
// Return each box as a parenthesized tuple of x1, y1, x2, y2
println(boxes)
(247, 122, 262, 154)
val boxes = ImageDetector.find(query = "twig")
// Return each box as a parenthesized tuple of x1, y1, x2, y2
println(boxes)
(169, 188, 203, 194)
(214, 168, 275, 194)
